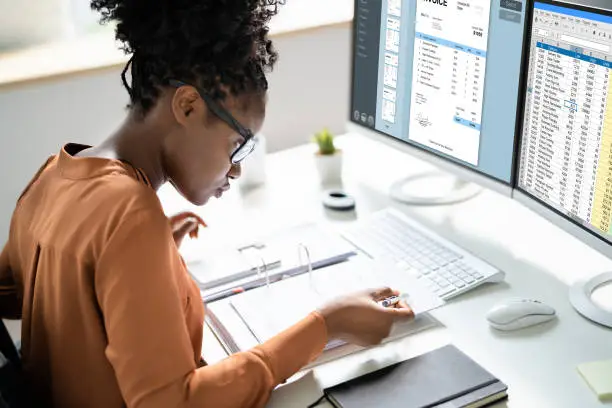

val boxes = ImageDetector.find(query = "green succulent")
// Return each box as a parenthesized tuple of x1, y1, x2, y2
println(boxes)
(313, 128, 336, 155)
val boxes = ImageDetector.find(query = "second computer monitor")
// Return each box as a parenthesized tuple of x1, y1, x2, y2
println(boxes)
(349, 0, 528, 191)
(516, 0, 612, 256)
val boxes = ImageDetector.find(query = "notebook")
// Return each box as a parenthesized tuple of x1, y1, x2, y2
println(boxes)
(186, 223, 357, 293)
(324, 344, 508, 408)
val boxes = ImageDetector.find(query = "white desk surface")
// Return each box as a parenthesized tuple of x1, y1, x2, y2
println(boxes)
(158, 133, 612, 408)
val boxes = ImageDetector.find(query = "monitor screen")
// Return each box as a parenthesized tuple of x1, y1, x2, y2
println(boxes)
(350, 0, 528, 184)
(518, 0, 612, 243)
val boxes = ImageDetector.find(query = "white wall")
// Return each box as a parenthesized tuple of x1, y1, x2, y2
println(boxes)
(0, 24, 351, 245)
(264, 25, 351, 151)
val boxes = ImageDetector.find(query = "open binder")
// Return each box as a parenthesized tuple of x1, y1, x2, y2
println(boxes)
(186, 223, 358, 302)
(205, 255, 445, 368)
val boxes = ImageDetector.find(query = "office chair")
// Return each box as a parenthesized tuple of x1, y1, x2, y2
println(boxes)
(0, 320, 25, 407)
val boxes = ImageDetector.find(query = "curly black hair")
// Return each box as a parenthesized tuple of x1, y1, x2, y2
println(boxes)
(90, 0, 281, 114)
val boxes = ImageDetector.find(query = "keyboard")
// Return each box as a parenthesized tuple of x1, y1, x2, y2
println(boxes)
(341, 208, 504, 300)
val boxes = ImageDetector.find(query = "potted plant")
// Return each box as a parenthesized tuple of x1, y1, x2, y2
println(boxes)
(313, 128, 342, 185)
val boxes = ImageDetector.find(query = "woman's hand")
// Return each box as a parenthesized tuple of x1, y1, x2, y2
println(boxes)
(169, 212, 207, 248)
(318, 287, 414, 347)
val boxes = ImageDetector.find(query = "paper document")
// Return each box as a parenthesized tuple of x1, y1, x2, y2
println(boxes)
(187, 223, 357, 291)
(205, 298, 441, 367)
(229, 256, 445, 349)
(408, 0, 491, 165)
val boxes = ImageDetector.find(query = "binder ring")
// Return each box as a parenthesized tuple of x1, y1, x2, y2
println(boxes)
(255, 255, 270, 289)
(297, 243, 315, 291)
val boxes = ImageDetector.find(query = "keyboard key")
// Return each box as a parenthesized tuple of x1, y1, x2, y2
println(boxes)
(435, 287, 456, 297)
(463, 275, 475, 284)
(449, 266, 463, 275)
(432, 254, 444, 263)
(455, 281, 466, 288)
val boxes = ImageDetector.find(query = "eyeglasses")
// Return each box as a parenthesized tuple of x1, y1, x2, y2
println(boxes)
(168, 79, 257, 164)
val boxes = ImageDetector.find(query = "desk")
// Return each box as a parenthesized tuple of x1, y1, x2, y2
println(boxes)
(158, 133, 612, 408)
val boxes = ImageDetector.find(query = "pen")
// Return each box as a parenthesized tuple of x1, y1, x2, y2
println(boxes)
(380, 296, 400, 308)
(204, 287, 245, 303)
(202, 273, 288, 304)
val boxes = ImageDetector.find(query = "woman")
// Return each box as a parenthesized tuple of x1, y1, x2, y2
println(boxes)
(0, 1, 413, 407)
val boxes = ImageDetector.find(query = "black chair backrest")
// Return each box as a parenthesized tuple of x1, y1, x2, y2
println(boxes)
(0, 322, 19, 370)
(0, 320, 25, 407)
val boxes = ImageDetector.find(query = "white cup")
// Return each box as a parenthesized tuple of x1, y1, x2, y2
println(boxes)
(238, 134, 267, 189)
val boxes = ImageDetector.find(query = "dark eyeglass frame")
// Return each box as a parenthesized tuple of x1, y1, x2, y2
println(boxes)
(168, 79, 256, 164)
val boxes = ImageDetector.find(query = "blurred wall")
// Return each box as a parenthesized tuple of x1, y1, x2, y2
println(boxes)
(0, 23, 352, 246)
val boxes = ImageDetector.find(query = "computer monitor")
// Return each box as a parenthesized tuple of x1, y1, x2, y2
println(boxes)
(346, 0, 529, 203)
(515, 0, 612, 258)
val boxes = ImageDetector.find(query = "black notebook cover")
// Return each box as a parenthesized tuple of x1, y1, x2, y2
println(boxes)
(324, 345, 508, 408)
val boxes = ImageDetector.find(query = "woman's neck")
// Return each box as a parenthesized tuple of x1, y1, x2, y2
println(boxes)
(77, 111, 169, 190)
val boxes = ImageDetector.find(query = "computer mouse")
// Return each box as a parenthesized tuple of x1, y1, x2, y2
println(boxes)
(486, 299, 556, 331)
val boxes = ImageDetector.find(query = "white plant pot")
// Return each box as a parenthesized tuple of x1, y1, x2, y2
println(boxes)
(0, 0, 74, 50)
(314, 151, 343, 185)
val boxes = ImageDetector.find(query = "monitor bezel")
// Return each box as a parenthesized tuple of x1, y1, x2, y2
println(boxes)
(345, 0, 532, 197)
(514, 0, 612, 257)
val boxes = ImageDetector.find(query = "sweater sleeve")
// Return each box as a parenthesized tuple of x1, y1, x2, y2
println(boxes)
(184, 311, 326, 408)
(95, 210, 327, 408)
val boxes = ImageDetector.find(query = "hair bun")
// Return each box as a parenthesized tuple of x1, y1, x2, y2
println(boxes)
(90, 0, 281, 112)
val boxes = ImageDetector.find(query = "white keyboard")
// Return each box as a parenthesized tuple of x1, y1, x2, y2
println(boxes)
(341, 208, 504, 300)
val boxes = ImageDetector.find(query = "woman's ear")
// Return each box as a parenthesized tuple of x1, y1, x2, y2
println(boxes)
(171, 85, 202, 125)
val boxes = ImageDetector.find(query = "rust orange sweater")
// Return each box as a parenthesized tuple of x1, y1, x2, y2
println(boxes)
(0, 144, 327, 408)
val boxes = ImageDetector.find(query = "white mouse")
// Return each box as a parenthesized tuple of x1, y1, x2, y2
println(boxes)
(486, 299, 556, 331)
